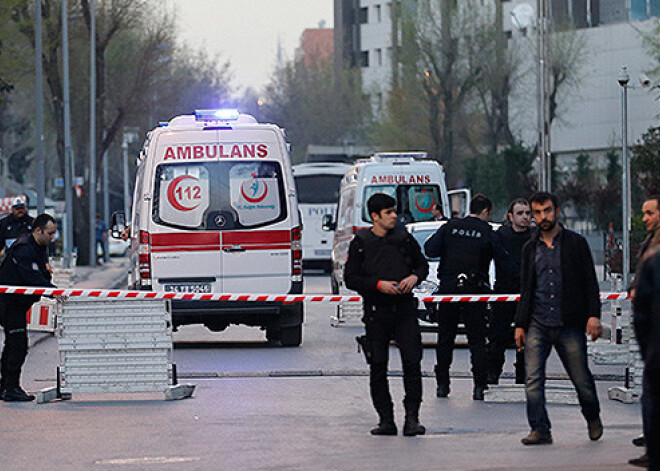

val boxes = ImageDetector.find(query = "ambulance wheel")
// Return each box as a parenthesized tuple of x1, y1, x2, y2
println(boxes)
(331, 274, 339, 295)
(280, 324, 302, 347)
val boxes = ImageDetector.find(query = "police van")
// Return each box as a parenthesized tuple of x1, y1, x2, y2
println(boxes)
(114, 109, 304, 346)
(322, 152, 468, 294)
(292, 162, 351, 272)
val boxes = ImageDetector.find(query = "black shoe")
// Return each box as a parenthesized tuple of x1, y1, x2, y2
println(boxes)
(587, 417, 603, 441)
(473, 384, 488, 401)
(370, 422, 397, 436)
(521, 430, 553, 445)
(1, 386, 35, 402)
(403, 415, 426, 436)
(436, 383, 450, 398)
(632, 435, 646, 447)
(628, 454, 649, 467)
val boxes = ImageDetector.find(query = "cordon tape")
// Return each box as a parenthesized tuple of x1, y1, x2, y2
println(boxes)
(0, 285, 630, 304)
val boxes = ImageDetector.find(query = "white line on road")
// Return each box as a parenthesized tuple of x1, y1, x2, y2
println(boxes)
(95, 456, 201, 465)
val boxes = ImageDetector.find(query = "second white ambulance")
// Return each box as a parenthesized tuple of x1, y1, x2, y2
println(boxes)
(117, 110, 304, 346)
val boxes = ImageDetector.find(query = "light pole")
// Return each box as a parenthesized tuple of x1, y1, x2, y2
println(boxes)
(35, 0, 45, 214)
(62, 0, 75, 268)
(88, 0, 96, 266)
(537, 0, 551, 192)
(617, 66, 631, 288)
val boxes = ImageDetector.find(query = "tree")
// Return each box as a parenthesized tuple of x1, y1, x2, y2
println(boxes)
(592, 148, 621, 231)
(557, 153, 595, 219)
(632, 126, 660, 195)
(263, 56, 369, 163)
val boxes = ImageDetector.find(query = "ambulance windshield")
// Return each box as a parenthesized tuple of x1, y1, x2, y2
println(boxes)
(295, 175, 343, 204)
(362, 184, 440, 224)
(153, 161, 287, 230)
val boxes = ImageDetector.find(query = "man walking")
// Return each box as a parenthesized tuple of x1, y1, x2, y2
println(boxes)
(515, 192, 603, 445)
(345, 193, 428, 436)
(0, 214, 57, 401)
(487, 198, 533, 385)
(629, 194, 660, 467)
(425, 194, 513, 400)
(633, 247, 660, 471)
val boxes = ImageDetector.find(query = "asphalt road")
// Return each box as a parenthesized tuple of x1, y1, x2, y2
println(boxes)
(0, 267, 645, 471)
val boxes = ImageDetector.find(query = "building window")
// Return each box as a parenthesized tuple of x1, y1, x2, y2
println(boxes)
(375, 4, 382, 22)
(376, 48, 383, 66)
(359, 7, 368, 24)
(631, 0, 649, 19)
(360, 50, 369, 67)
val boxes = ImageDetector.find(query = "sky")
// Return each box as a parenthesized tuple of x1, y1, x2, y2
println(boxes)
(173, 0, 334, 94)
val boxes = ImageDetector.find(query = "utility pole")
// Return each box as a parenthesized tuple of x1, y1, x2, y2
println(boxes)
(537, 0, 551, 191)
(88, 0, 96, 265)
(62, 0, 75, 268)
(35, 0, 45, 214)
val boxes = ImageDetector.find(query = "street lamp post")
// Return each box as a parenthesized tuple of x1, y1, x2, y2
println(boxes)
(88, 0, 96, 266)
(62, 0, 75, 268)
(618, 66, 631, 288)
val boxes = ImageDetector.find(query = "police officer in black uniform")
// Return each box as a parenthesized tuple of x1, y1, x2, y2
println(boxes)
(425, 194, 513, 400)
(0, 213, 57, 401)
(0, 197, 34, 254)
(345, 193, 428, 436)
(487, 198, 533, 385)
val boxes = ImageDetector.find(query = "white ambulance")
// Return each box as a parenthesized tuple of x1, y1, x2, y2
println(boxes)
(292, 162, 351, 272)
(115, 109, 304, 346)
(323, 152, 468, 294)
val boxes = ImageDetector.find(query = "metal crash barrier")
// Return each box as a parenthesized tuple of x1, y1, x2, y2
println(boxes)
(37, 298, 194, 403)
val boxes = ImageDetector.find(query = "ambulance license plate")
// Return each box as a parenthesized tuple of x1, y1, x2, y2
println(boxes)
(314, 249, 331, 256)
(163, 284, 212, 293)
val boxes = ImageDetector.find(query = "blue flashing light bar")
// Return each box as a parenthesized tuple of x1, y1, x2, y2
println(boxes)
(195, 109, 240, 121)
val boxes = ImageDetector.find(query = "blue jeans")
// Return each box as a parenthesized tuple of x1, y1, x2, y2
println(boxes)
(525, 321, 600, 433)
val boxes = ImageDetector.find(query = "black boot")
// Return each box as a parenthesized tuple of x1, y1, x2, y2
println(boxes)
(403, 403, 426, 436)
(371, 406, 397, 436)
(473, 384, 488, 401)
(435, 365, 450, 397)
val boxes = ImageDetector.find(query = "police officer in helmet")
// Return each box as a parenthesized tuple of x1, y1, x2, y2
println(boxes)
(345, 193, 429, 436)
(425, 194, 513, 400)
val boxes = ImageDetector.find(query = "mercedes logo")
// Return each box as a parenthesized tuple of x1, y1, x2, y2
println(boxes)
(215, 215, 227, 227)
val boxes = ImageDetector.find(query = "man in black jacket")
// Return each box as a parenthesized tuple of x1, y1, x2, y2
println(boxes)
(345, 193, 428, 436)
(633, 248, 660, 471)
(424, 194, 513, 400)
(0, 197, 34, 253)
(488, 198, 533, 385)
(0, 213, 57, 402)
(515, 192, 603, 445)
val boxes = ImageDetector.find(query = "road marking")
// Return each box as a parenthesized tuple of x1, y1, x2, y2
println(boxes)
(95, 456, 201, 465)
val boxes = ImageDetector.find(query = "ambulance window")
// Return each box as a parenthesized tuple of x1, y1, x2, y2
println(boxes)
(154, 164, 211, 228)
(295, 175, 343, 204)
(362, 184, 440, 223)
(229, 162, 285, 227)
(153, 161, 286, 230)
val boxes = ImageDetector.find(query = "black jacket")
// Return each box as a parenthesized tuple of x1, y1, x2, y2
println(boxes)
(0, 233, 54, 307)
(344, 228, 428, 306)
(633, 250, 660, 381)
(515, 226, 601, 331)
(494, 224, 533, 293)
(0, 213, 34, 251)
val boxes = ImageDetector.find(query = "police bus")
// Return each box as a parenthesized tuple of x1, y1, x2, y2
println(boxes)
(293, 162, 351, 272)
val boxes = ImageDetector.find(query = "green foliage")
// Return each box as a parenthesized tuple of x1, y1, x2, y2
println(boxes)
(631, 126, 660, 195)
(464, 144, 536, 215)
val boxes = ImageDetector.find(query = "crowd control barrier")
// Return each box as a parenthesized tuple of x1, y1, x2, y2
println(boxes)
(36, 298, 194, 403)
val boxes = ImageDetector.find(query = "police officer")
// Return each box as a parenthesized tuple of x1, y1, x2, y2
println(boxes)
(345, 193, 428, 436)
(0, 213, 57, 401)
(425, 194, 513, 400)
(487, 198, 533, 385)
(0, 197, 34, 254)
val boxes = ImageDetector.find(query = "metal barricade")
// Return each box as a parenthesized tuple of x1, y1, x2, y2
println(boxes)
(37, 298, 194, 402)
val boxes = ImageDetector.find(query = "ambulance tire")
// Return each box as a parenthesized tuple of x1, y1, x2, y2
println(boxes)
(280, 324, 302, 347)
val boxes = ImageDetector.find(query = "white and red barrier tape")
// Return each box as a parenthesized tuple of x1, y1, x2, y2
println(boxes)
(0, 285, 630, 304)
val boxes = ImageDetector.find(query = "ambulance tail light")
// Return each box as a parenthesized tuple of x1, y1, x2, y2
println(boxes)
(138, 230, 152, 287)
(291, 226, 302, 281)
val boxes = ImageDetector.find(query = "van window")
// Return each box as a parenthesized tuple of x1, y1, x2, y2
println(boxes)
(295, 175, 343, 204)
(362, 184, 440, 224)
(153, 161, 286, 230)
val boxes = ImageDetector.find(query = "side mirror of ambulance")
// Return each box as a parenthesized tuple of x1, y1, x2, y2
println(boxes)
(110, 211, 126, 239)
(321, 214, 336, 232)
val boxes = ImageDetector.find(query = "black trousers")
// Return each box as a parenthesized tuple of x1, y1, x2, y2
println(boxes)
(435, 300, 488, 387)
(487, 301, 525, 383)
(644, 369, 660, 471)
(0, 299, 33, 391)
(364, 301, 422, 421)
